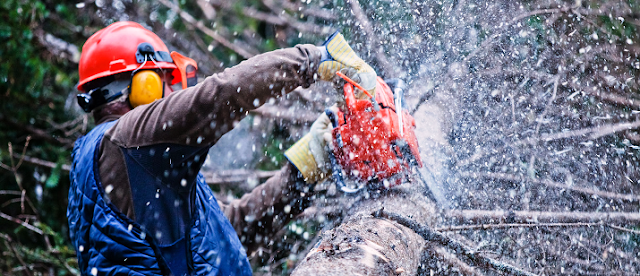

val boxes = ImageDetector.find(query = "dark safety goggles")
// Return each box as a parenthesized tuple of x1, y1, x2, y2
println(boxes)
(77, 80, 130, 112)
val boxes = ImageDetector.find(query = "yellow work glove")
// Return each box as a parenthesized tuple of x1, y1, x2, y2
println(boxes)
(317, 32, 377, 97)
(285, 112, 334, 183)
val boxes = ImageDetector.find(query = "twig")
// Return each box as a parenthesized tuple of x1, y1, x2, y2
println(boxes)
(446, 209, 640, 224)
(0, 114, 74, 146)
(476, 66, 640, 110)
(533, 76, 560, 138)
(457, 171, 640, 202)
(509, 119, 640, 148)
(346, 0, 396, 76)
(373, 208, 538, 276)
(243, 6, 331, 35)
(5, 153, 71, 172)
(264, 0, 337, 21)
(528, 75, 561, 178)
(157, 0, 257, 59)
(0, 190, 23, 196)
(465, 7, 570, 62)
(13, 136, 31, 172)
(607, 224, 640, 235)
(0, 212, 44, 235)
(2, 235, 33, 276)
(541, 119, 640, 142)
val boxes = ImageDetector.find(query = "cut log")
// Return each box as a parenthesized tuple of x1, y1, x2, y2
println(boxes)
(291, 187, 436, 276)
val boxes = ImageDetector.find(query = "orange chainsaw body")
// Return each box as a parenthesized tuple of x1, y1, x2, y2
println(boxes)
(331, 77, 422, 188)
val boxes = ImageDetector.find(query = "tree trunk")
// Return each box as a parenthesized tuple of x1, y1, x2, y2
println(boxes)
(291, 187, 436, 275)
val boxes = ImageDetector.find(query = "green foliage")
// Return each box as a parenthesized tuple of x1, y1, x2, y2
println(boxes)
(0, 0, 89, 274)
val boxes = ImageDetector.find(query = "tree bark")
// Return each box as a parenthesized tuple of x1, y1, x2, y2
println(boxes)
(291, 187, 436, 275)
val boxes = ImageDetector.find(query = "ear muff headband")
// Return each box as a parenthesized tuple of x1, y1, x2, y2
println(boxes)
(129, 70, 164, 108)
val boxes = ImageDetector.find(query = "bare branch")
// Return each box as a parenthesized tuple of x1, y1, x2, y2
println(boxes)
(34, 29, 80, 64)
(243, 6, 332, 35)
(539, 119, 640, 142)
(346, 0, 396, 76)
(0, 114, 75, 147)
(265, 0, 338, 21)
(157, 0, 258, 59)
(202, 169, 278, 185)
(608, 224, 640, 235)
(458, 171, 640, 202)
(0, 212, 44, 235)
(446, 209, 640, 224)
(10, 153, 71, 172)
(437, 222, 603, 232)
(2, 236, 33, 276)
(465, 7, 570, 62)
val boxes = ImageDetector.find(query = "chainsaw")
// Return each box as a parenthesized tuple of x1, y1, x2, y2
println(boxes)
(327, 72, 435, 201)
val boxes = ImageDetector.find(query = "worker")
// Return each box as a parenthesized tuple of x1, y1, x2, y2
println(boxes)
(67, 21, 376, 276)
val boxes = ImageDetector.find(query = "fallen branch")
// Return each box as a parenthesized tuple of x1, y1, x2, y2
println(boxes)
(437, 221, 640, 235)
(446, 209, 640, 224)
(458, 171, 640, 202)
(537, 119, 640, 142)
(436, 222, 600, 232)
(202, 169, 278, 185)
(373, 208, 538, 276)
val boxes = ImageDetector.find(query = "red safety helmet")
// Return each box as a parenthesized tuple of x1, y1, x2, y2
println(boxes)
(77, 21, 179, 92)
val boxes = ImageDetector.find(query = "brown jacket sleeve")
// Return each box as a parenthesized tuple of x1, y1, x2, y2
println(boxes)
(219, 163, 314, 254)
(106, 44, 321, 147)
(98, 45, 321, 223)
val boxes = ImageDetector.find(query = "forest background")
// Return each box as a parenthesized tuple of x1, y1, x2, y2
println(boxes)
(1, 0, 639, 275)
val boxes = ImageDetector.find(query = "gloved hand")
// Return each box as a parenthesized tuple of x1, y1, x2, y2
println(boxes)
(284, 111, 335, 183)
(317, 32, 377, 98)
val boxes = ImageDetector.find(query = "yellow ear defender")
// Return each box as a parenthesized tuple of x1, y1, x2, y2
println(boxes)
(129, 70, 164, 108)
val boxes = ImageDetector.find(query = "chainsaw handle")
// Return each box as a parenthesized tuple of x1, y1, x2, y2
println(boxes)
(336, 71, 379, 112)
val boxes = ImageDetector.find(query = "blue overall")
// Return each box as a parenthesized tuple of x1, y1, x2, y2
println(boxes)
(67, 121, 252, 275)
